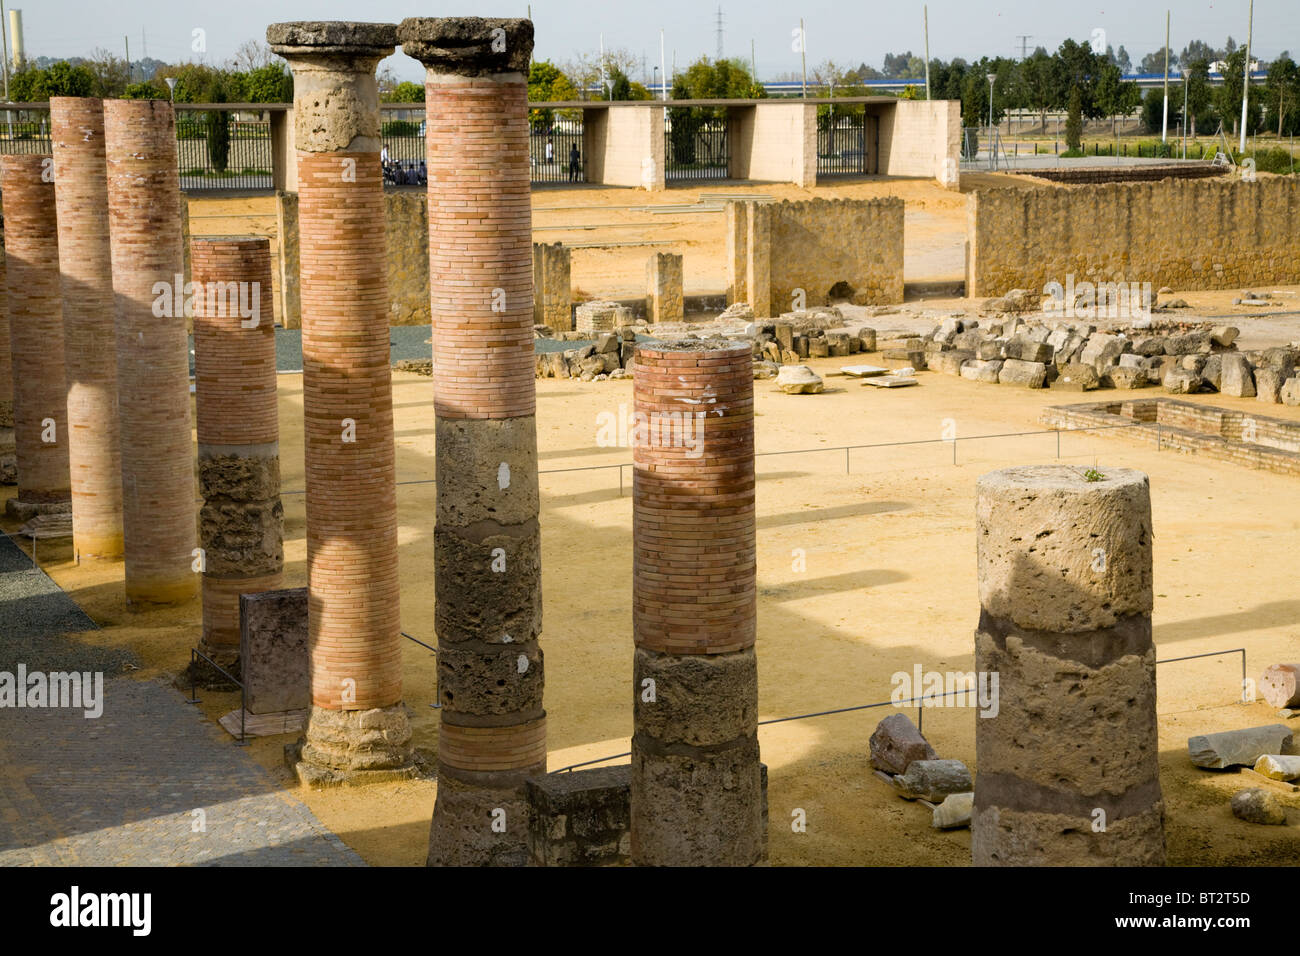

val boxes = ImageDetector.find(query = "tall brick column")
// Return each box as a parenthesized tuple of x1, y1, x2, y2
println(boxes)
(104, 100, 197, 605)
(1, 219, 19, 483)
(972, 466, 1166, 865)
(191, 237, 283, 667)
(51, 97, 124, 559)
(2, 154, 71, 519)
(400, 16, 545, 866)
(630, 340, 762, 866)
(268, 22, 413, 780)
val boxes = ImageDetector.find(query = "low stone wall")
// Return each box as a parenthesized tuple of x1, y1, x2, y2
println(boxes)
(967, 177, 1300, 298)
(726, 197, 905, 317)
(1041, 398, 1300, 477)
(1018, 165, 1229, 185)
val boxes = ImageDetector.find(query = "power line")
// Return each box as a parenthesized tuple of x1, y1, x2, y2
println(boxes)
(1016, 34, 1032, 61)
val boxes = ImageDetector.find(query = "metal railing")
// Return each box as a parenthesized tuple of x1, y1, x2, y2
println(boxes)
(175, 115, 272, 191)
(185, 648, 247, 745)
(818, 116, 868, 176)
(666, 110, 729, 181)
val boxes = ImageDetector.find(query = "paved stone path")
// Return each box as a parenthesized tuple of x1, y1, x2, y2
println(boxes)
(0, 535, 361, 866)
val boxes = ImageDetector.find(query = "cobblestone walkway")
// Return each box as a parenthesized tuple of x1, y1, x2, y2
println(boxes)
(0, 535, 360, 866)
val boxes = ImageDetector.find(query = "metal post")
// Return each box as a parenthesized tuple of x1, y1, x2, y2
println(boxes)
(1240, 0, 1254, 154)
(1161, 10, 1169, 144)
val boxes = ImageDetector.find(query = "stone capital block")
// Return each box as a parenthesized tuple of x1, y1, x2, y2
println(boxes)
(398, 17, 533, 76)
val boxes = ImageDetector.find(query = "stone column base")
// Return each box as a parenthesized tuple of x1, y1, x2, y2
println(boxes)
(427, 768, 541, 867)
(5, 496, 72, 520)
(289, 703, 417, 788)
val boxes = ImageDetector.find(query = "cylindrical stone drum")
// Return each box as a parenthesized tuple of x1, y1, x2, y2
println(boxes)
(191, 237, 283, 662)
(2, 154, 71, 518)
(630, 340, 762, 867)
(972, 465, 1165, 866)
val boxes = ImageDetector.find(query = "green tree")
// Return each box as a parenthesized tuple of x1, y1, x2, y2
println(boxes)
(244, 64, 292, 103)
(1017, 48, 1060, 131)
(1065, 86, 1083, 150)
(122, 80, 169, 99)
(1265, 54, 1299, 136)
(1185, 58, 1214, 136)
(383, 80, 424, 103)
(205, 77, 231, 173)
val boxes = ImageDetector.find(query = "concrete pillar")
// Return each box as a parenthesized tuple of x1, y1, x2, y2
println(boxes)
(400, 15, 545, 866)
(103, 100, 197, 606)
(645, 252, 683, 324)
(972, 465, 1166, 866)
(51, 97, 124, 559)
(268, 21, 412, 780)
(2, 154, 70, 519)
(532, 241, 571, 332)
(630, 341, 762, 866)
(191, 237, 283, 667)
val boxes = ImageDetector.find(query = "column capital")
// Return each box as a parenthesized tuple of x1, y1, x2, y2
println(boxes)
(266, 21, 397, 62)
(398, 17, 533, 76)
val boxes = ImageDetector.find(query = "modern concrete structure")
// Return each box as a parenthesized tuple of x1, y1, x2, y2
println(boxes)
(268, 20, 413, 779)
(401, 15, 546, 866)
(2, 153, 70, 519)
(972, 465, 1166, 865)
(103, 99, 198, 606)
(51, 97, 125, 560)
(630, 340, 762, 866)
(191, 237, 283, 666)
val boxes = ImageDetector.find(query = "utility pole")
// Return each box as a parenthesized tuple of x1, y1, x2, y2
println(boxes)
(0, 0, 9, 102)
(661, 29, 667, 100)
(751, 38, 757, 91)
(1239, 0, 1253, 154)
(124, 35, 131, 85)
(715, 6, 724, 61)
(800, 17, 807, 99)
(1181, 67, 1190, 159)
(924, 6, 931, 100)
(1161, 10, 1169, 143)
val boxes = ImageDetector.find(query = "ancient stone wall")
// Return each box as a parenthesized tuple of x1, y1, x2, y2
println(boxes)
(533, 241, 571, 331)
(645, 252, 683, 324)
(726, 197, 905, 317)
(967, 177, 1300, 298)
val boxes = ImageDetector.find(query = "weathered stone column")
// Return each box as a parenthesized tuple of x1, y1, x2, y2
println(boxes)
(532, 241, 571, 332)
(51, 97, 124, 559)
(645, 252, 683, 324)
(972, 465, 1166, 865)
(630, 340, 762, 866)
(191, 237, 283, 667)
(2, 154, 70, 519)
(400, 16, 545, 866)
(104, 100, 197, 605)
(268, 22, 412, 780)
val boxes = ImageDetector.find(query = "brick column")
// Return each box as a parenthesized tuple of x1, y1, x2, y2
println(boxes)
(2, 154, 71, 519)
(630, 340, 762, 866)
(51, 97, 124, 559)
(103, 100, 197, 605)
(268, 21, 413, 781)
(973, 466, 1166, 865)
(191, 237, 283, 667)
(400, 16, 545, 866)
(0, 220, 18, 483)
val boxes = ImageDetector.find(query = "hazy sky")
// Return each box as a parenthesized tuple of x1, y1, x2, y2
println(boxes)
(30, 0, 1294, 83)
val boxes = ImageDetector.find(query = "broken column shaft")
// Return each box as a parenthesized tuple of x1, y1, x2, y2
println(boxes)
(51, 97, 125, 559)
(103, 100, 197, 605)
(631, 340, 762, 866)
(2, 154, 71, 519)
(972, 465, 1165, 865)
(400, 16, 545, 866)
(268, 21, 412, 778)
(191, 237, 284, 666)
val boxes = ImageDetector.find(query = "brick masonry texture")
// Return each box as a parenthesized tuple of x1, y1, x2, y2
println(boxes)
(727, 197, 905, 317)
(51, 98, 124, 558)
(191, 237, 283, 656)
(967, 177, 1300, 298)
(104, 99, 197, 605)
(1, 154, 70, 513)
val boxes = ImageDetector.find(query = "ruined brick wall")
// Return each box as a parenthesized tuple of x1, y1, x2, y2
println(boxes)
(968, 177, 1300, 298)
(726, 197, 905, 316)
(1019, 165, 1228, 185)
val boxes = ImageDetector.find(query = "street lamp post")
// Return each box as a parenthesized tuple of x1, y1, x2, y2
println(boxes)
(1180, 68, 1189, 160)
(165, 76, 177, 103)
(987, 73, 996, 165)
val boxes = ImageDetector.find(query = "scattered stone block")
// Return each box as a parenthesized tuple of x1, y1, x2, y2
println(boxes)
(930, 792, 974, 830)
(1255, 367, 1285, 403)
(1188, 724, 1295, 769)
(1210, 326, 1240, 347)
(808, 338, 830, 359)
(526, 765, 632, 867)
(998, 359, 1048, 388)
(1163, 368, 1202, 394)
(938, 349, 975, 376)
(869, 713, 938, 775)
(1220, 354, 1256, 398)
(1253, 754, 1300, 781)
(961, 359, 1003, 383)
(1230, 788, 1287, 825)
(892, 759, 973, 802)
(1201, 354, 1223, 391)
(240, 587, 309, 715)
(1080, 332, 1126, 370)
(1260, 663, 1300, 709)
(840, 364, 889, 377)
(1051, 363, 1100, 391)
(1281, 377, 1300, 407)
(775, 365, 824, 394)
(1106, 366, 1149, 390)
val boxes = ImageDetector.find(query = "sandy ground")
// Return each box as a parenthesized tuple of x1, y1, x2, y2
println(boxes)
(8, 361, 1299, 866)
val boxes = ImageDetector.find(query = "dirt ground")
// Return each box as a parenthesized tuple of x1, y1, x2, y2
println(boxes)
(8, 361, 1299, 866)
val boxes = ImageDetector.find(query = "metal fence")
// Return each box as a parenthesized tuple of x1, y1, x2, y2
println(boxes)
(0, 114, 51, 153)
(666, 108, 729, 181)
(530, 120, 585, 184)
(176, 114, 272, 191)
(818, 115, 868, 176)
